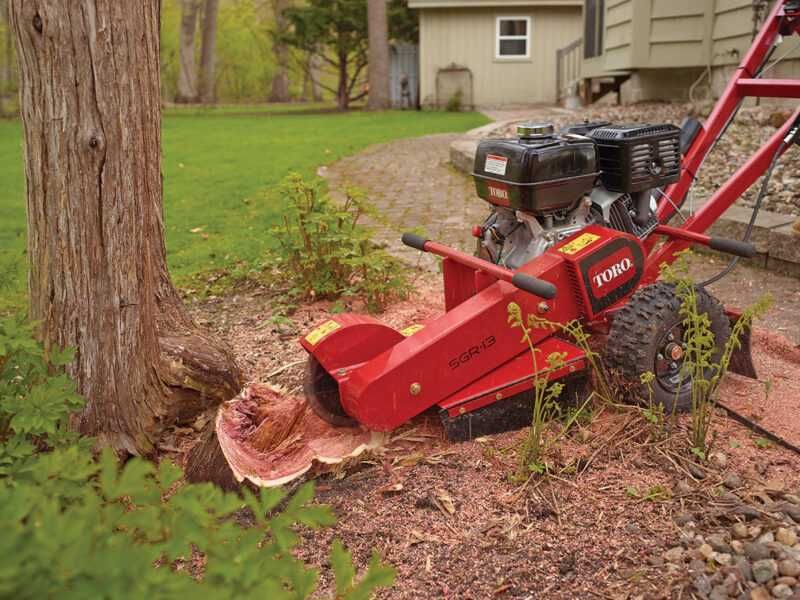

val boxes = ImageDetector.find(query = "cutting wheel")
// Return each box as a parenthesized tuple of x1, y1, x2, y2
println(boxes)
(303, 356, 357, 427)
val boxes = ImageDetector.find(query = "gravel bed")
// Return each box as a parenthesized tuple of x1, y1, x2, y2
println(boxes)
(487, 103, 800, 217)
(663, 477, 800, 600)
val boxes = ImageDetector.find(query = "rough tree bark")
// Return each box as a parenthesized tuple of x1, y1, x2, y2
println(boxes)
(199, 0, 219, 104)
(176, 0, 201, 104)
(366, 0, 390, 110)
(268, 0, 290, 103)
(9, 1, 242, 456)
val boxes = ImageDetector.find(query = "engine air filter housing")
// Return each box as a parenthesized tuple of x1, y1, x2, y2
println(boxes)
(589, 123, 681, 193)
(473, 124, 598, 215)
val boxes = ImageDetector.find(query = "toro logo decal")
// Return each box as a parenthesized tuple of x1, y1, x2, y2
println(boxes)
(577, 238, 644, 315)
(590, 255, 634, 292)
(486, 181, 510, 205)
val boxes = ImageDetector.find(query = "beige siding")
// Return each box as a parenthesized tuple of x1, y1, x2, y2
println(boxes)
(418, 6, 582, 105)
(711, 0, 753, 65)
(646, 0, 712, 69)
(603, 0, 633, 70)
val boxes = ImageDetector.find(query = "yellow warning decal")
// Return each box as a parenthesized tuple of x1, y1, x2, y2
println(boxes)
(305, 320, 342, 345)
(558, 232, 601, 256)
(400, 324, 425, 337)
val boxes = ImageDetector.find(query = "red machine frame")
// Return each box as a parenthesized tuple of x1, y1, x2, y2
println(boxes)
(300, 0, 800, 435)
(646, 0, 800, 280)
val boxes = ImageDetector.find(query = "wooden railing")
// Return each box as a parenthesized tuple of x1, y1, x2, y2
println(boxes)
(556, 37, 583, 103)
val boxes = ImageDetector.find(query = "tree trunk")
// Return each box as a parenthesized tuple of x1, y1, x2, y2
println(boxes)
(199, 0, 219, 104)
(268, 0, 290, 103)
(9, 0, 242, 456)
(336, 45, 349, 111)
(366, 0, 390, 110)
(176, 0, 201, 104)
(307, 50, 323, 102)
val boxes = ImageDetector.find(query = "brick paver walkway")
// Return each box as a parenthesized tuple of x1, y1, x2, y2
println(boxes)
(322, 133, 488, 269)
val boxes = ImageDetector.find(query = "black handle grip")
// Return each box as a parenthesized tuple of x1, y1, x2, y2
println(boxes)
(511, 273, 557, 300)
(708, 237, 757, 259)
(401, 232, 428, 252)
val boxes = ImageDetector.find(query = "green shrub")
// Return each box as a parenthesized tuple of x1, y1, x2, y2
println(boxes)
(445, 89, 463, 113)
(264, 173, 409, 313)
(0, 316, 395, 599)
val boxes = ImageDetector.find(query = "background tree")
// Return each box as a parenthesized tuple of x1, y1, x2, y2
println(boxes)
(283, 0, 369, 111)
(8, 0, 242, 455)
(199, 0, 220, 103)
(366, 0, 390, 110)
(388, 0, 418, 45)
(282, 0, 417, 111)
(176, 0, 202, 103)
(268, 0, 291, 102)
(302, 50, 323, 102)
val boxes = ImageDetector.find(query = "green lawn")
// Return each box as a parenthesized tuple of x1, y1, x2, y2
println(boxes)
(0, 109, 489, 311)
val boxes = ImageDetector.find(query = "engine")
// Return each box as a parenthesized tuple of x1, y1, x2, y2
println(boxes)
(472, 121, 680, 269)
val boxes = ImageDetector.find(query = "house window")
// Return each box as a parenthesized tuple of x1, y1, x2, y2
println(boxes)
(584, 0, 605, 59)
(496, 17, 531, 59)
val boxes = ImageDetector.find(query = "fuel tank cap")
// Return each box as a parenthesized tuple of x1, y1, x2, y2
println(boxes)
(517, 122, 555, 139)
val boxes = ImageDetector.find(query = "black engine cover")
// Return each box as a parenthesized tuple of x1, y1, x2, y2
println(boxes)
(473, 131, 598, 215)
(589, 123, 681, 193)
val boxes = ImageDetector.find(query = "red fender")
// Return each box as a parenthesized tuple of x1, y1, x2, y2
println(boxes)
(299, 313, 405, 374)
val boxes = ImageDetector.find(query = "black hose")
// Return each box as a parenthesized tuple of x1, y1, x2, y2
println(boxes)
(700, 136, 787, 287)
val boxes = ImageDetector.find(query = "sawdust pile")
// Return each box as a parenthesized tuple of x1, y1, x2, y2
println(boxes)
(216, 384, 386, 487)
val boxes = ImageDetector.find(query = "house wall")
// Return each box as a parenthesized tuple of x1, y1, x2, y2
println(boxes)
(583, 0, 800, 105)
(418, 6, 582, 106)
(589, 0, 714, 72)
(709, 0, 800, 103)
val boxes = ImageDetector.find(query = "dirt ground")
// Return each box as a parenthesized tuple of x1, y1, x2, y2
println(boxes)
(185, 256, 800, 600)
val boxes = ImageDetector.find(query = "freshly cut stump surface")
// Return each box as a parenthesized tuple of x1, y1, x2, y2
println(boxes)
(216, 384, 385, 487)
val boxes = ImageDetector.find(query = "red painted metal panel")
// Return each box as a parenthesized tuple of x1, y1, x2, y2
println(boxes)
(442, 257, 477, 312)
(737, 78, 800, 98)
(438, 337, 587, 417)
(299, 313, 405, 373)
(338, 256, 580, 431)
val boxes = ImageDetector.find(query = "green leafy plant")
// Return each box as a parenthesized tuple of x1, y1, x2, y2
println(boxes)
(508, 303, 593, 479)
(264, 173, 409, 313)
(0, 316, 394, 599)
(753, 437, 771, 449)
(660, 255, 770, 460)
(639, 370, 667, 438)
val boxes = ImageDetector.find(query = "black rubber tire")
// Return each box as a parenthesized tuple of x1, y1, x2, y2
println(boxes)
(605, 282, 730, 413)
(303, 356, 357, 427)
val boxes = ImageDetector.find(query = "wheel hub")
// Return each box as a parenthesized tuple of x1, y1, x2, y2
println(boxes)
(654, 324, 689, 394)
(665, 342, 684, 361)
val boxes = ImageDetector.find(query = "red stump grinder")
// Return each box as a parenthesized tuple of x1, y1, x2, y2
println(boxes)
(300, 0, 800, 441)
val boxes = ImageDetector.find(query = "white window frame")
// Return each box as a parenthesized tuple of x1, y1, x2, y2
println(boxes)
(495, 16, 531, 60)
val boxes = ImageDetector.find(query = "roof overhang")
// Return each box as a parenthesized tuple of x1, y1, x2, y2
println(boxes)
(408, 0, 582, 8)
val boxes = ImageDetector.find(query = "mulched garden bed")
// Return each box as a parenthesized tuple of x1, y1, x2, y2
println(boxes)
(175, 271, 800, 599)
